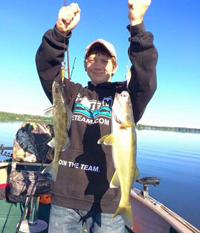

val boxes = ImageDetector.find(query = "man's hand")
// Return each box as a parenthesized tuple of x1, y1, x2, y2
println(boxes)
(56, 3, 80, 34)
(128, 0, 151, 26)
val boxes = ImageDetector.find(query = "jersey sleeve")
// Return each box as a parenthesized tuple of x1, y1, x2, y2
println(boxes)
(127, 22, 158, 123)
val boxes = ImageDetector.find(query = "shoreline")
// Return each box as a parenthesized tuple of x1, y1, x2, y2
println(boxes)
(0, 111, 199, 134)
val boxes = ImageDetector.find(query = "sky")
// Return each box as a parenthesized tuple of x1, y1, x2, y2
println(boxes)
(0, 0, 200, 128)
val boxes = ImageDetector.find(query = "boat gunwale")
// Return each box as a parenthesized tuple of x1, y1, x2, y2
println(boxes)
(131, 188, 200, 233)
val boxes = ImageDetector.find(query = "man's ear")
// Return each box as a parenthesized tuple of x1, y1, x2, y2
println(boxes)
(84, 60, 87, 71)
(111, 63, 118, 76)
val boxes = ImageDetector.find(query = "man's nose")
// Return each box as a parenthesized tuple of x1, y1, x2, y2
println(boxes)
(93, 60, 102, 69)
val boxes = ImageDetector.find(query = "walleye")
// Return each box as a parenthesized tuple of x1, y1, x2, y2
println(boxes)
(98, 90, 138, 229)
(42, 81, 72, 182)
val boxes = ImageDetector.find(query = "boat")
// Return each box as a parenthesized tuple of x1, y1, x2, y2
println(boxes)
(129, 178, 200, 233)
(0, 146, 200, 233)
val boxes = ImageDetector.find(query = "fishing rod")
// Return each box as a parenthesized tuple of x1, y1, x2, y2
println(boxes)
(14, 150, 51, 233)
(70, 57, 77, 79)
(14, 131, 52, 233)
(16, 1, 72, 231)
(14, 158, 49, 233)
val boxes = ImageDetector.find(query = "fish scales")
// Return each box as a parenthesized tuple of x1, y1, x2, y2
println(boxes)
(98, 90, 138, 229)
(42, 81, 72, 182)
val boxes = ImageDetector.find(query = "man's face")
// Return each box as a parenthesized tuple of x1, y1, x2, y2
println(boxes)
(84, 53, 115, 86)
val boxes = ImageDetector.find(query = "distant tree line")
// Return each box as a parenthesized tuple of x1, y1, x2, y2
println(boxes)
(0, 111, 199, 134)
(0, 111, 53, 123)
(136, 124, 200, 134)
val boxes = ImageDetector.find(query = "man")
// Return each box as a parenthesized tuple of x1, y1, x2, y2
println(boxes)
(36, 0, 158, 232)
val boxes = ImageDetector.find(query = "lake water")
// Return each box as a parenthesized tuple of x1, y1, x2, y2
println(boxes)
(0, 122, 200, 230)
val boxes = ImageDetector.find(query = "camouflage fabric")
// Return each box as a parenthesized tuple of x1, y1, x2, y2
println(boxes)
(7, 122, 55, 202)
(8, 170, 52, 202)
(12, 122, 54, 163)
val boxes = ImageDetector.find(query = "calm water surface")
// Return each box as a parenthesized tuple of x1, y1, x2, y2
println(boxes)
(0, 122, 200, 230)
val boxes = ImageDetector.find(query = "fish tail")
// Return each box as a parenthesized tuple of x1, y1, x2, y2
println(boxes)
(42, 161, 59, 182)
(111, 203, 133, 229)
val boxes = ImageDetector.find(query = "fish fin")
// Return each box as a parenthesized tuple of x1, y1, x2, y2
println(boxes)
(67, 107, 73, 130)
(44, 106, 55, 116)
(62, 137, 70, 151)
(110, 171, 120, 188)
(47, 137, 55, 148)
(126, 67, 132, 86)
(111, 203, 133, 229)
(42, 161, 59, 182)
(97, 134, 114, 145)
(97, 134, 109, 144)
(134, 166, 139, 181)
(120, 122, 134, 129)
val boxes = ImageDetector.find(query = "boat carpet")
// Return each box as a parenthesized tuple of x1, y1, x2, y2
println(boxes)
(0, 199, 133, 233)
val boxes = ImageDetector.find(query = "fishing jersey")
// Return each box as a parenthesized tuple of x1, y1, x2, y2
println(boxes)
(36, 22, 158, 214)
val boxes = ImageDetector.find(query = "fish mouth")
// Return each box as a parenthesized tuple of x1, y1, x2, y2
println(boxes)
(114, 93, 120, 105)
(113, 91, 130, 124)
(113, 111, 122, 124)
(115, 118, 122, 124)
(114, 92, 123, 108)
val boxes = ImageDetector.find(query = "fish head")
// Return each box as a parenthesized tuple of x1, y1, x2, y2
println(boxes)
(112, 91, 134, 125)
(52, 81, 72, 131)
(113, 91, 132, 114)
(52, 81, 66, 106)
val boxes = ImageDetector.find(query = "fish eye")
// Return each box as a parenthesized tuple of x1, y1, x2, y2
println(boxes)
(121, 91, 128, 98)
(55, 88, 59, 93)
